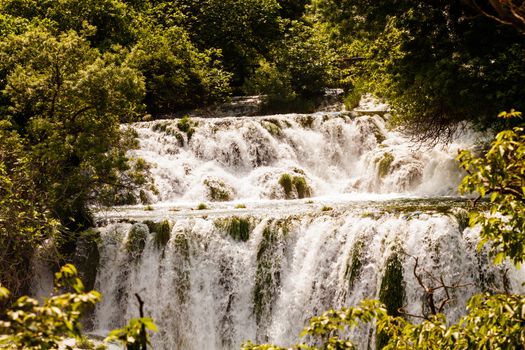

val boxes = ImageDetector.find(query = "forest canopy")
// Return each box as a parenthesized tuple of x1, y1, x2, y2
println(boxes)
(0, 0, 524, 332)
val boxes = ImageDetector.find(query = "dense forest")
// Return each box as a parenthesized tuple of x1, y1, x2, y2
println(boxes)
(0, 0, 524, 349)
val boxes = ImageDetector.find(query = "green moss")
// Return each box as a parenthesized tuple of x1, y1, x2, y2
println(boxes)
(173, 232, 190, 303)
(196, 203, 208, 210)
(174, 131, 185, 146)
(279, 173, 311, 199)
(371, 124, 386, 144)
(152, 121, 169, 133)
(377, 152, 394, 179)
(262, 119, 282, 136)
(452, 208, 470, 232)
(298, 115, 315, 128)
(278, 173, 293, 198)
(177, 115, 197, 140)
(174, 232, 190, 261)
(292, 176, 311, 199)
(139, 190, 150, 205)
(126, 223, 149, 257)
(253, 220, 291, 326)
(215, 216, 251, 242)
(235, 203, 246, 209)
(321, 206, 333, 212)
(144, 220, 172, 248)
(76, 336, 95, 349)
(377, 253, 404, 349)
(346, 238, 366, 291)
(203, 178, 233, 202)
(144, 205, 154, 211)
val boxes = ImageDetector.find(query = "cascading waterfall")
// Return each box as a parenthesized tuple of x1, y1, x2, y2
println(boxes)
(130, 108, 469, 204)
(34, 103, 524, 349)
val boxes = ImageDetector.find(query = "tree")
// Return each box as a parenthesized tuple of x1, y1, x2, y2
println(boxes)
(0, 124, 59, 298)
(458, 110, 525, 266)
(312, 0, 525, 141)
(465, 0, 525, 32)
(0, 0, 136, 49)
(170, 0, 282, 89)
(126, 25, 231, 115)
(0, 26, 145, 233)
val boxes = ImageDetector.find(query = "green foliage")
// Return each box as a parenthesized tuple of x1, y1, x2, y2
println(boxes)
(0, 264, 101, 350)
(244, 293, 525, 350)
(0, 26, 145, 232)
(0, 124, 59, 297)
(173, 0, 281, 88)
(343, 84, 363, 111)
(313, 1, 525, 139)
(105, 317, 157, 350)
(127, 26, 231, 115)
(245, 19, 337, 101)
(0, 0, 136, 49)
(458, 111, 525, 266)
(321, 206, 333, 212)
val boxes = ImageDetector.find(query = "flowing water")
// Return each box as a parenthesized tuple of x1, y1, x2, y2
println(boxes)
(36, 98, 525, 349)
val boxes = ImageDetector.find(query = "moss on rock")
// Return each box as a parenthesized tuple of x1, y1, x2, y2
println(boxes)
(204, 178, 234, 202)
(126, 223, 149, 257)
(278, 173, 293, 198)
(377, 152, 394, 179)
(144, 220, 172, 248)
(377, 252, 404, 349)
(253, 220, 290, 326)
(292, 176, 311, 199)
(215, 216, 251, 242)
(346, 237, 366, 291)
(278, 173, 312, 199)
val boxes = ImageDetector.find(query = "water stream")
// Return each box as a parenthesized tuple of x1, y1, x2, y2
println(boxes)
(35, 99, 525, 349)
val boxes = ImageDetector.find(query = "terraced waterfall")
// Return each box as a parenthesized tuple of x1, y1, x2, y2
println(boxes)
(39, 103, 525, 349)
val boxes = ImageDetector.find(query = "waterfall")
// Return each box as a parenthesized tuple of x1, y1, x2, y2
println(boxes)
(38, 106, 523, 349)
(129, 110, 470, 204)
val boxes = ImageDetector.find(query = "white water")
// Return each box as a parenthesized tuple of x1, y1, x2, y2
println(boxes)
(35, 100, 524, 349)
(130, 104, 471, 205)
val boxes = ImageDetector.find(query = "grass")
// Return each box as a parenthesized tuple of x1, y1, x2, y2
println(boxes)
(196, 203, 209, 210)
